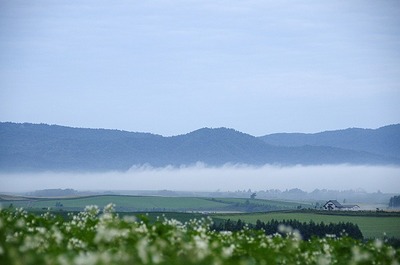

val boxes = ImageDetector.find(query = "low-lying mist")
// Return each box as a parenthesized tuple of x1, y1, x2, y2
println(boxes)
(1, 164, 399, 193)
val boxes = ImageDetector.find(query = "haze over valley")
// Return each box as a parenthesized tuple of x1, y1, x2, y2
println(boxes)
(1, 1, 399, 196)
(1, 164, 399, 195)
(1, 122, 399, 194)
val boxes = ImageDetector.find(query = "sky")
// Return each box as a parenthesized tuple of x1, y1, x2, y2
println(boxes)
(1, 0, 399, 136)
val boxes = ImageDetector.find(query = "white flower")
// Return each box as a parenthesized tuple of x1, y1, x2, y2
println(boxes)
(317, 254, 331, 265)
(292, 229, 303, 241)
(351, 246, 370, 263)
(84, 205, 100, 216)
(135, 223, 148, 234)
(52, 227, 63, 244)
(323, 243, 331, 253)
(94, 225, 128, 243)
(136, 238, 149, 264)
(103, 203, 116, 213)
(67, 237, 87, 250)
(15, 219, 25, 228)
(35, 227, 47, 235)
(278, 224, 292, 234)
(74, 252, 98, 265)
(192, 235, 210, 260)
(122, 215, 137, 223)
(221, 244, 235, 258)
(219, 231, 232, 236)
(373, 239, 383, 249)
(325, 234, 336, 238)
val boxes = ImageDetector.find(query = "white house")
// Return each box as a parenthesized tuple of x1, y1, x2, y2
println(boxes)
(323, 200, 360, 211)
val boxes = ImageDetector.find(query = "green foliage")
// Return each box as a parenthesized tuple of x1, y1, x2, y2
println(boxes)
(1, 206, 399, 265)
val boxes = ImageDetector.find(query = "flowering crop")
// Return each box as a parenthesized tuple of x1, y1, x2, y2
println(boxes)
(0, 205, 399, 265)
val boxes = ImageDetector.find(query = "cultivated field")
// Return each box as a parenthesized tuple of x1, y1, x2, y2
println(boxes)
(2, 194, 399, 239)
(213, 212, 400, 238)
(0, 194, 303, 212)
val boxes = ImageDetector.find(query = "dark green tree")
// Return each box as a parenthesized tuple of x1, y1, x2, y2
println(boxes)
(389, 195, 400, 208)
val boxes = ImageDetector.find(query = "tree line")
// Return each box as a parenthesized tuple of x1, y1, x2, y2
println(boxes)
(389, 195, 400, 208)
(210, 219, 363, 240)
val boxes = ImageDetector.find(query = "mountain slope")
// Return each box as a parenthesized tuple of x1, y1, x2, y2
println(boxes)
(0, 122, 399, 172)
(259, 124, 400, 159)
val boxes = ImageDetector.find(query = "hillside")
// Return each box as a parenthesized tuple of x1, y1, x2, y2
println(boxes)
(0, 122, 399, 172)
(259, 124, 400, 159)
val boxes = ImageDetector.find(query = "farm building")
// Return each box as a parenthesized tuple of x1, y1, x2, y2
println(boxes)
(323, 200, 360, 211)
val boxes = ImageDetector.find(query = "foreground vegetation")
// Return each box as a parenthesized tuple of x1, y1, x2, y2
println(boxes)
(1, 206, 399, 265)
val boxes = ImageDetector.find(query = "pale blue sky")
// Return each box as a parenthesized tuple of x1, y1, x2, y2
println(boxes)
(1, 0, 399, 136)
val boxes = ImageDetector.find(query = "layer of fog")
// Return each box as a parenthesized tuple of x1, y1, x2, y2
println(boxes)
(1, 164, 399, 194)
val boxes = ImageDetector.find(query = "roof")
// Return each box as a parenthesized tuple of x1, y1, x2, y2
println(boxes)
(327, 200, 343, 208)
(341, 205, 359, 208)
(324, 200, 359, 209)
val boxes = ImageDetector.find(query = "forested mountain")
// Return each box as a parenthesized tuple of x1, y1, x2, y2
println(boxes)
(0, 122, 399, 172)
(259, 124, 400, 159)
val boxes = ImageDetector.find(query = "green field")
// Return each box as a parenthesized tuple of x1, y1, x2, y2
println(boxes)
(212, 198, 307, 208)
(213, 212, 400, 238)
(1, 195, 228, 211)
(0, 194, 301, 212)
(3, 194, 398, 239)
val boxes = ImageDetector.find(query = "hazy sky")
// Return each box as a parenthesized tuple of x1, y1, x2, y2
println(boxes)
(1, 0, 399, 136)
(1, 165, 399, 193)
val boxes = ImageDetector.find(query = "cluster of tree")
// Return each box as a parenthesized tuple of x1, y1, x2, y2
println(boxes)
(28, 189, 78, 197)
(202, 188, 393, 205)
(389, 195, 400, 208)
(211, 219, 363, 240)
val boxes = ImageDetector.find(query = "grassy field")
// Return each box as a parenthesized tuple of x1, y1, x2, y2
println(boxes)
(3, 194, 398, 238)
(213, 211, 400, 238)
(0, 194, 302, 212)
(212, 198, 307, 208)
(1, 195, 228, 211)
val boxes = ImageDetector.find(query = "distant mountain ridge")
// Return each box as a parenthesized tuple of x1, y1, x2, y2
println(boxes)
(259, 124, 400, 159)
(0, 122, 399, 172)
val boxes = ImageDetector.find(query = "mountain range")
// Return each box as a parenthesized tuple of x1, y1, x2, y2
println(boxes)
(0, 122, 399, 172)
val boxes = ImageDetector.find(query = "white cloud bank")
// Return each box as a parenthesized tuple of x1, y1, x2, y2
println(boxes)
(1, 164, 399, 193)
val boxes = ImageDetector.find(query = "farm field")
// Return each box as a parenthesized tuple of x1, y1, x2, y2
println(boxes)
(1, 195, 226, 211)
(212, 198, 308, 208)
(213, 212, 400, 238)
(0, 194, 302, 212)
(3, 194, 399, 238)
